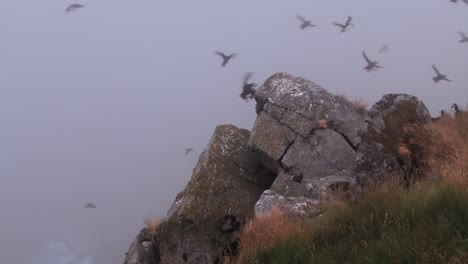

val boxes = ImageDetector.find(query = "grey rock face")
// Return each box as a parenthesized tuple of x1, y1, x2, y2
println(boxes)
(123, 228, 160, 264)
(250, 72, 400, 202)
(255, 190, 320, 218)
(369, 94, 431, 133)
(154, 125, 274, 264)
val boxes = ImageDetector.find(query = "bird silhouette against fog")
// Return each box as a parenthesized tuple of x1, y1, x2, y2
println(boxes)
(240, 72, 257, 101)
(84, 203, 96, 209)
(432, 65, 451, 83)
(362, 51, 381, 72)
(332, 16, 354, 33)
(449, 0, 468, 4)
(66, 4, 85, 14)
(458, 31, 468, 43)
(214, 51, 237, 67)
(184, 148, 194, 155)
(296, 15, 316, 30)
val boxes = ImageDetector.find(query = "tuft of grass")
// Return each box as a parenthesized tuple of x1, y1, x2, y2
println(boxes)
(317, 119, 329, 129)
(236, 207, 302, 261)
(416, 112, 468, 182)
(336, 93, 368, 110)
(144, 216, 161, 237)
(237, 180, 468, 264)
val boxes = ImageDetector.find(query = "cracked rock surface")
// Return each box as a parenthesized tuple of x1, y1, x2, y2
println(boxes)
(250, 72, 401, 204)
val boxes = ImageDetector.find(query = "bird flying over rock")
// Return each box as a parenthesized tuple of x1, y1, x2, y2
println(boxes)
(362, 51, 381, 72)
(184, 148, 194, 155)
(296, 15, 316, 30)
(432, 65, 451, 83)
(240, 72, 257, 101)
(458, 31, 468, 43)
(84, 203, 96, 209)
(332, 16, 353, 33)
(66, 4, 85, 14)
(214, 51, 237, 67)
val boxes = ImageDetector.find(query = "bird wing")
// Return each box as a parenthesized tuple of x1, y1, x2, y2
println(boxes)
(214, 51, 226, 58)
(362, 51, 371, 63)
(458, 31, 466, 38)
(332, 22, 344, 27)
(432, 65, 441, 75)
(296, 15, 307, 23)
(463, 0, 468, 5)
(346, 16, 353, 25)
(66, 4, 84, 13)
(243, 72, 254, 85)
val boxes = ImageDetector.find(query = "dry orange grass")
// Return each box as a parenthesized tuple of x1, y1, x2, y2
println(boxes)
(416, 113, 468, 182)
(317, 118, 328, 128)
(144, 216, 161, 236)
(398, 144, 412, 157)
(352, 97, 368, 110)
(336, 93, 368, 110)
(236, 207, 301, 260)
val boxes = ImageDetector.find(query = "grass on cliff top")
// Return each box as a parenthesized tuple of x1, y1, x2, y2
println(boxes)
(234, 112, 468, 264)
(236, 181, 468, 264)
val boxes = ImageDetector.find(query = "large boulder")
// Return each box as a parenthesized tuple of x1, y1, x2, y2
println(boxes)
(153, 125, 274, 264)
(368, 94, 431, 178)
(250, 73, 401, 206)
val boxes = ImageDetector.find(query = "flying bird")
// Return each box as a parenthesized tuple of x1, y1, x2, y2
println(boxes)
(214, 51, 237, 67)
(379, 44, 390, 53)
(66, 4, 85, 14)
(84, 203, 96, 209)
(184, 148, 194, 155)
(332, 16, 354, 33)
(240, 72, 257, 101)
(362, 51, 381, 72)
(432, 65, 451, 83)
(296, 15, 316, 30)
(449, 0, 468, 4)
(458, 31, 468, 43)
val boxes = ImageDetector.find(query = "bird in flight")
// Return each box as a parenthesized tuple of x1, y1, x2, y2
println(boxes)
(184, 148, 194, 155)
(296, 15, 316, 30)
(332, 16, 354, 33)
(432, 65, 451, 83)
(240, 72, 257, 101)
(458, 31, 468, 43)
(449, 0, 468, 4)
(84, 203, 96, 209)
(214, 51, 237, 67)
(362, 51, 381, 72)
(378, 44, 390, 53)
(66, 4, 85, 14)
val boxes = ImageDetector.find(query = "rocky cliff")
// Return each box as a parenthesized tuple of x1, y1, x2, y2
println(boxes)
(122, 73, 431, 264)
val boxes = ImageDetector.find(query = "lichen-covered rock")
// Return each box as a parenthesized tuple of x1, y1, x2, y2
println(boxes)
(155, 125, 274, 264)
(367, 94, 432, 179)
(369, 94, 431, 134)
(255, 190, 320, 218)
(250, 72, 400, 201)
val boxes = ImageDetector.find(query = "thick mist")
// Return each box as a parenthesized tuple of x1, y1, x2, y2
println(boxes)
(1, 0, 467, 263)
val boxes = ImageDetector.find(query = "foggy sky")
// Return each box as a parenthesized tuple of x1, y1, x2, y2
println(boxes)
(1, 0, 467, 263)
